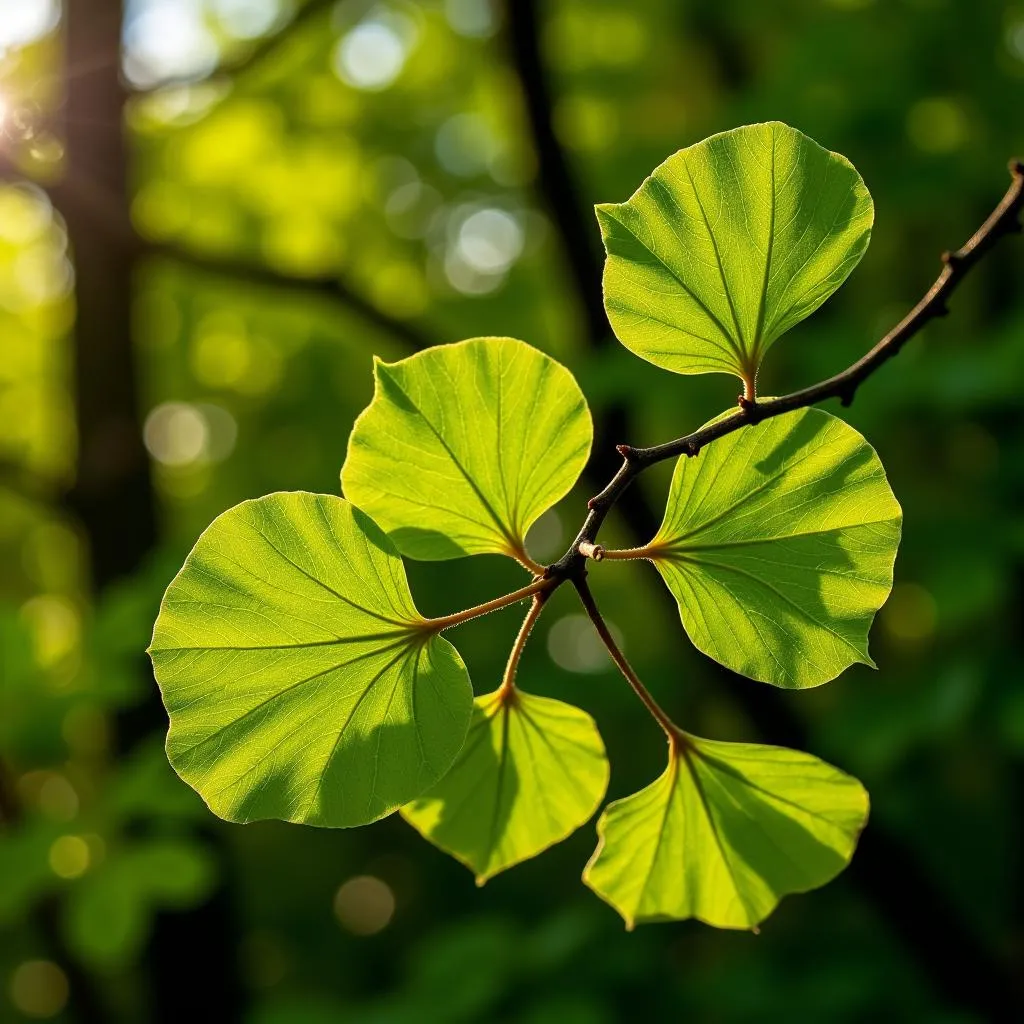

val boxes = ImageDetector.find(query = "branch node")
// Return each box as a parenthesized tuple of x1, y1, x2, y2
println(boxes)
(586, 496, 598, 510)
(1009, 158, 1024, 179)
(615, 443, 638, 461)
(578, 542, 605, 561)
(683, 439, 700, 457)
(737, 395, 762, 422)
(941, 249, 963, 269)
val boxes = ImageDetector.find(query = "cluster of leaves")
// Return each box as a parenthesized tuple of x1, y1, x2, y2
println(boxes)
(150, 123, 902, 931)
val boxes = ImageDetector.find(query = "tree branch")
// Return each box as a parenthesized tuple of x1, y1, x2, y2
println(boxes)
(549, 160, 1024, 580)
(498, 593, 549, 700)
(574, 577, 680, 742)
(425, 577, 555, 633)
(503, 0, 608, 346)
(148, 244, 432, 356)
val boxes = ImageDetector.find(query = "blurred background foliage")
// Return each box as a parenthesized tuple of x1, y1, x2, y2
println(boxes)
(0, 0, 1023, 1021)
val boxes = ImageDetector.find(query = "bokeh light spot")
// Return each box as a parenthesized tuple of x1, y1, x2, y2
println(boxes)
(525, 509, 564, 563)
(333, 12, 418, 92)
(9, 961, 68, 1020)
(456, 208, 523, 274)
(882, 582, 938, 643)
(333, 875, 395, 936)
(548, 614, 622, 674)
(144, 402, 209, 467)
(19, 596, 81, 670)
(49, 835, 91, 879)
(444, 0, 497, 38)
(906, 98, 970, 154)
(0, 0, 60, 54)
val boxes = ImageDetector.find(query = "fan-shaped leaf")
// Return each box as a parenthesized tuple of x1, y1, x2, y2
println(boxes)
(599, 121, 873, 382)
(341, 337, 592, 564)
(403, 688, 608, 883)
(584, 734, 868, 930)
(643, 408, 901, 688)
(149, 492, 473, 828)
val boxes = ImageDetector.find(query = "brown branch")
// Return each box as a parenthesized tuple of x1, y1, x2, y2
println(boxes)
(498, 593, 549, 700)
(425, 577, 555, 633)
(573, 577, 681, 742)
(548, 160, 1024, 581)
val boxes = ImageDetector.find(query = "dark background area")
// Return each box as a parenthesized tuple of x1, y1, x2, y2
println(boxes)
(1, 0, 1023, 1021)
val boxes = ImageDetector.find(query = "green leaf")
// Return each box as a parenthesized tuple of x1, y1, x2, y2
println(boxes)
(598, 121, 873, 382)
(645, 408, 901, 688)
(341, 337, 592, 564)
(149, 492, 473, 828)
(402, 688, 608, 884)
(583, 734, 868, 930)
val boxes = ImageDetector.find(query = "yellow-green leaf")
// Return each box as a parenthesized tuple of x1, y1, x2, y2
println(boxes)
(599, 122, 873, 382)
(341, 337, 592, 564)
(647, 408, 901, 688)
(584, 734, 868, 930)
(402, 688, 608, 884)
(149, 492, 472, 828)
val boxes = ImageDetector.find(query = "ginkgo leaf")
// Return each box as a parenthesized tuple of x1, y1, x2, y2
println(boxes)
(583, 733, 868, 930)
(341, 337, 592, 565)
(637, 407, 901, 688)
(148, 492, 473, 829)
(402, 688, 608, 884)
(598, 121, 873, 384)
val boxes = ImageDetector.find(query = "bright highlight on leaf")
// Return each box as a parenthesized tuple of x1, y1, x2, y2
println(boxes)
(583, 734, 868, 930)
(640, 408, 901, 688)
(598, 121, 874, 384)
(402, 688, 608, 884)
(341, 337, 592, 566)
(149, 493, 473, 828)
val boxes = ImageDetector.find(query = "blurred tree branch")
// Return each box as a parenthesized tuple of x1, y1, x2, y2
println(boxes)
(149, 245, 433, 355)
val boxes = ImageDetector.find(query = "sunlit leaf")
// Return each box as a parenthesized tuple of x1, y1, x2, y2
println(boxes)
(402, 688, 608, 883)
(644, 408, 901, 688)
(341, 337, 592, 565)
(584, 733, 868, 930)
(598, 121, 873, 382)
(149, 492, 473, 828)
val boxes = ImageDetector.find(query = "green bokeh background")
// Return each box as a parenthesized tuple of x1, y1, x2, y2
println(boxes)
(1, 1, 1023, 1021)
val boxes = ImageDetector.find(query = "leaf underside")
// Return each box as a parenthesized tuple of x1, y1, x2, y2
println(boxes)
(149, 492, 473, 828)
(341, 336, 593, 562)
(583, 734, 869, 930)
(403, 688, 609, 883)
(598, 121, 874, 381)
(650, 407, 902, 688)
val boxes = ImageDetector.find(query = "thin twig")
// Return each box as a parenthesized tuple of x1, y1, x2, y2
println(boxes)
(547, 161, 1024, 581)
(425, 577, 555, 633)
(498, 593, 549, 700)
(574, 576, 681, 742)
